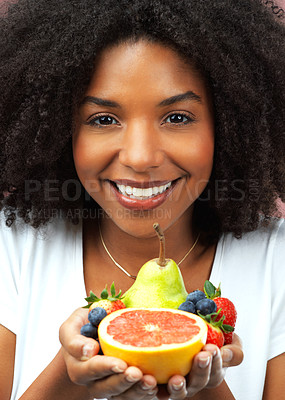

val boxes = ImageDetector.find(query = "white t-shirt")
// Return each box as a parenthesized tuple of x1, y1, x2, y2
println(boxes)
(0, 215, 285, 400)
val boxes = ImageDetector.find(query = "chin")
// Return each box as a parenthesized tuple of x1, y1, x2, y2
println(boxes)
(113, 217, 173, 239)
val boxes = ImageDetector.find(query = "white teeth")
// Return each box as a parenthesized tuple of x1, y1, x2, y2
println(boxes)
(143, 188, 152, 197)
(125, 186, 132, 195)
(133, 187, 142, 196)
(116, 182, 172, 199)
(153, 186, 159, 195)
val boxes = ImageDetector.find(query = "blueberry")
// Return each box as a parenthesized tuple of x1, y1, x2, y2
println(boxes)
(186, 290, 206, 305)
(96, 339, 104, 355)
(80, 323, 98, 339)
(195, 298, 217, 316)
(178, 300, 196, 314)
(88, 307, 108, 327)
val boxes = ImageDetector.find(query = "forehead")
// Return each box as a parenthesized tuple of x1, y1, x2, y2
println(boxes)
(85, 40, 209, 99)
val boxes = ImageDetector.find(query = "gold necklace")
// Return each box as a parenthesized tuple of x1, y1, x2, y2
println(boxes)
(98, 224, 200, 280)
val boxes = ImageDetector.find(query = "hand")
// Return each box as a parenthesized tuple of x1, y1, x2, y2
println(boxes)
(163, 334, 243, 399)
(59, 308, 158, 399)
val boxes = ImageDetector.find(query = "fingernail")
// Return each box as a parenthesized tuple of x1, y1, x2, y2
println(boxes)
(198, 356, 211, 368)
(81, 344, 94, 360)
(141, 382, 154, 390)
(111, 365, 125, 373)
(172, 381, 184, 391)
(222, 348, 233, 362)
(147, 390, 157, 396)
(126, 374, 141, 383)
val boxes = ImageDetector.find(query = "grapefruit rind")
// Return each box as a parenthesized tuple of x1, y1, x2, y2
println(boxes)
(98, 308, 207, 384)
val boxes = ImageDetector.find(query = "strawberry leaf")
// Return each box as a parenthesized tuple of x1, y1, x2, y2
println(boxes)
(210, 308, 222, 322)
(204, 280, 216, 298)
(85, 291, 100, 303)
(83, 283, 124, 308)
(101, 287, 109, 299)
(204, 280, 222, 299)
(110, 282, 116, 297)
(215, 283, 222, 297)
(198, 310, 226, 329)
(221, 324, 234, 333)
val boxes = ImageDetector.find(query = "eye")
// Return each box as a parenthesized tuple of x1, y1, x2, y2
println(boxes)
(163, 112, 195, 126)
(87, 114, 119, 127)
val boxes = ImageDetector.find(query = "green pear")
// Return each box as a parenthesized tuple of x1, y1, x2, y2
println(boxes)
(122, 223, 188, 308)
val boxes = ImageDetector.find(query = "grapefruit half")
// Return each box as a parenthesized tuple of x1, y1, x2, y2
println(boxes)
(98, 308, 207, 383)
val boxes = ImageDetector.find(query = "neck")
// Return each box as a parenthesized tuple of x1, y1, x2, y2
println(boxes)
(93, 209, 199, 277)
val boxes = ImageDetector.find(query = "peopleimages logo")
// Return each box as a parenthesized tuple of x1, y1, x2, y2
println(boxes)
(23, 178, 261, 203)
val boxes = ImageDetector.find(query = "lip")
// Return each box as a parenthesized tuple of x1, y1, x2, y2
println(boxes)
(109, 178, 180, 211)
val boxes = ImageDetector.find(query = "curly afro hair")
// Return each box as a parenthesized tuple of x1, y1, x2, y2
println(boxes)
(0, 0, 285, 239)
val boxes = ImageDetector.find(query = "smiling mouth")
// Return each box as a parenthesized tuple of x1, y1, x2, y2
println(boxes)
(110, 179, 178, 200)
(107, 178, 181, 211)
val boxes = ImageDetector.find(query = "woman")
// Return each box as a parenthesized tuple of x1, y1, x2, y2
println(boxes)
(0, 0, 284, 399)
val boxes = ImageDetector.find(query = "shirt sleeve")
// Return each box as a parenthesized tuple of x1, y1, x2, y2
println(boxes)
(268, 218, 285, 360)
(0, 217, 26, 334)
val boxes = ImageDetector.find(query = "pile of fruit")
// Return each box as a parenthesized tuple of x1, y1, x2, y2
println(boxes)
(80, 223, 237, 383)
(80, 280, 236, 382)
(80, 283, 126, 344)
(178, 280, 236, 347)
(81, 281, 236, 348)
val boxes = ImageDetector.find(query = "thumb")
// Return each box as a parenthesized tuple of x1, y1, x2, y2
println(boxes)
(59, 307, 99, 361)
(221, 333, 244, 368)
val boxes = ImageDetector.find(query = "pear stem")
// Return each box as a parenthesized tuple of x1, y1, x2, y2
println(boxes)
(153, 223, 166, 266)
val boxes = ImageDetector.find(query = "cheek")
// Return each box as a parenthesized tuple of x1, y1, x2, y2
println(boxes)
(180, 129, 214, 176)
(179, 128, 214, 198)
(193, 136, 214, 174)
(72, 132, 105, 177)
(72, 133, 108, 195)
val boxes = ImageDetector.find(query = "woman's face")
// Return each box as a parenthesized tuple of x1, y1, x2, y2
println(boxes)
(73, 40, 214, 237)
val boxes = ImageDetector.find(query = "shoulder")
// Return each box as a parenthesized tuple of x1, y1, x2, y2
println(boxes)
(0, 213, 29, 258)
(0, 213, 83, 331)
(222, 217, 284, 257)
(214, 218, 285, 293)
(218, 219, 285, 397)
(0, 213, 81, 259)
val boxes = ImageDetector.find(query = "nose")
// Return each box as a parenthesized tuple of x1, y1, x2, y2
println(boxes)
(119, 120, 164, 172)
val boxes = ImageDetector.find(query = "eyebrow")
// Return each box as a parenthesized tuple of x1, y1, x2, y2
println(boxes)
(81, 96, 121, 108)
(81, 90, 202, 109)
(158, 91, 202, 107)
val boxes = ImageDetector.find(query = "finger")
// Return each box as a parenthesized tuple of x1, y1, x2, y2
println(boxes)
(112, 389, 158, 400)
(185, 351, 212, 397)
(167, 376, 187, 399)
(112, 391, 158, 400)
(203, 345, 225, 388)
(87, 366, 145, 398)
(64, 352, 128, 385)
(221, 333, 244, 368)
(167, 345, 219, 398)
(59, 308, 97, 360)
(111, 373, 158, 400)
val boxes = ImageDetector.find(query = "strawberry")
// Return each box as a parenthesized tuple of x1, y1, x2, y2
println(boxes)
(84, 282, 126, 315)
(198, 310, 230, 348)
(213, 297, 237, 344)
(206, 322, 224, 348)
(90, 299, 125, 314)
(203, 280, 236, 345)
(223, 332, 233, 345)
